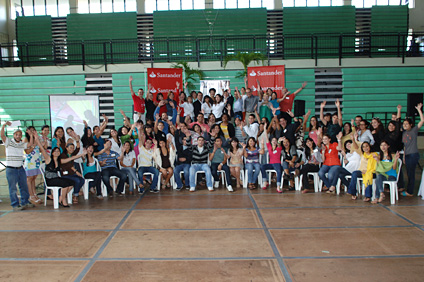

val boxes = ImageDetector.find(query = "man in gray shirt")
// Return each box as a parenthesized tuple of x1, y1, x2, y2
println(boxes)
(243, 88, 259, 122)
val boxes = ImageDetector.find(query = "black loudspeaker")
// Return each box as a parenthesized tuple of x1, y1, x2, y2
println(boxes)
(407, 93, 423, 117)
(293, 100, 306, 117)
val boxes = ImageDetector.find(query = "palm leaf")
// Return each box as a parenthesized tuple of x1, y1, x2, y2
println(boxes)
(223, 52, 267, 78)
(172, 61, 204, 91)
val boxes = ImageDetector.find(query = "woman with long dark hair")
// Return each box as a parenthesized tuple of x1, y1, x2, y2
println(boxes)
(260, 126, 283, 192)
(243, 137, 265, 190)
(154, 136, 176, 189)
(52, 126, 66, 153)
(82, 145, 104, 199)
(296, 137, 322, 193)
(120, 141, 143, 195)
(228, 137, 244, 188)
(35, 133, 86, 207)
(373, 141, 400, 203)
(401, 103, 424, 196)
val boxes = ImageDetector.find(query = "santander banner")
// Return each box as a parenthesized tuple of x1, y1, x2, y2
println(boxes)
(247, 65, 285, 97)
(147, 68, 183, 100)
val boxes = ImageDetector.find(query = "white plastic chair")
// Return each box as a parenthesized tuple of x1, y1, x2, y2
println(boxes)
(382, 159, 402, 205)
(40, 165, 72, 209)
(79, 162, 94, 200)
(95, 160, 121, 196)
(293, 150, 304, 191)
(243, 156, 263, 189)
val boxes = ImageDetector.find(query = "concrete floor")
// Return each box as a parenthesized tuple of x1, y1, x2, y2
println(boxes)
(0, 171, 424, 282)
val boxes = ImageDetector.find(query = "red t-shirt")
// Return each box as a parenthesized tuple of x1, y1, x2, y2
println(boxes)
(323, 142, 340, 166)
(279, 94, 295, 113)
(178, 101, 185, 117)
(132, 94, 145, 113)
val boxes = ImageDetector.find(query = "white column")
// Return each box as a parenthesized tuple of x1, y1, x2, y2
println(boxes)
(137, 0, 146, 14)
(205, 0, 213, 9)
(274, 0, 282, 9)
(69, 0, 78, 14)
(343, 0, 352, 5)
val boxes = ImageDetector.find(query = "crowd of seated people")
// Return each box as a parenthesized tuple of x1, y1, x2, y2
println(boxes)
(2, 75, 422, 210)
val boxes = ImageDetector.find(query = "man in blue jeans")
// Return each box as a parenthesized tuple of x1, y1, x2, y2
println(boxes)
(209, 138, 233, 192)
(174, 136, 192, 191)
(137, 134, 160, 193)
(1, 121, 34, 210)
(97, 140, 127, 196)
(185, 133, 216, 192)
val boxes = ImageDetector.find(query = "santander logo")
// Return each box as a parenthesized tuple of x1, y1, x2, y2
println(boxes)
(249, 71, 256, 77)
(150, 87, 157, 93)
(149, 72, 156, 78)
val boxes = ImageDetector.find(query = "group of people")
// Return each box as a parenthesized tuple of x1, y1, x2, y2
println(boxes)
(2, 75, 422, 210)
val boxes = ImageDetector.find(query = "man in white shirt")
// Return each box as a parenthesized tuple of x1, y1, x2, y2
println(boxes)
(243, 114, 259, 139)
(1, 121, 34, 210)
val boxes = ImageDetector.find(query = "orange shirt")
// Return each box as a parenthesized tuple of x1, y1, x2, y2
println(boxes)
(323, 142, 340, 166)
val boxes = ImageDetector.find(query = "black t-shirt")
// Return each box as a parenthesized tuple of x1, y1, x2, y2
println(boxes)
(155, 130, 166, 142)
(145, 100, 156, 121)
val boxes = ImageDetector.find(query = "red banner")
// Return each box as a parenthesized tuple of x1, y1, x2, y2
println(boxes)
(247, 65, 285, 97)
(147, 68, 183, 100)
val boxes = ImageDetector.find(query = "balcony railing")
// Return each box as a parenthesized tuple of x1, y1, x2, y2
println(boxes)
(1, 32, 423, 72)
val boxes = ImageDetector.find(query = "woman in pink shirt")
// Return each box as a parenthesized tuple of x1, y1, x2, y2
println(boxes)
(260, 124, 283, 192)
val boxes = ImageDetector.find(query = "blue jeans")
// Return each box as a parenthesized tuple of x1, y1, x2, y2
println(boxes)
(211, 163, 231, 186)
(121, 167, 141, 191)
(405, 152, 420, 194)
(375, 174, 396, 198)
(138, 166, 159, 191)
(189, 163, 213, 188)
(336, 167, 351, 187)
(62, 174, 84, 196)
(245, 162, 261, 184)
(318, 165, 340, 188)
(101, 167, 128, 194)
(6, 167, 30, 207)
(261, 163, 282, 186)
(348, 170, 362, 195)
(174, 163, 190, 188)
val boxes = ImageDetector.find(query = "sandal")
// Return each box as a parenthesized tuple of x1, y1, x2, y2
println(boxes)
(351, 195, 357, 200)
(277, 187, 283, 193)
(301, 189, 309, 194)
(363, 197, 371, 202)
(401, 191, 413, 197)
(72, 196, 78, 204)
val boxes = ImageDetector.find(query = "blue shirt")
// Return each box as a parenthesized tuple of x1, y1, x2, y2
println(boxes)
(93, 135, 105, 151)
(97, 150, 119, 169)
(270, 99, 280, 116)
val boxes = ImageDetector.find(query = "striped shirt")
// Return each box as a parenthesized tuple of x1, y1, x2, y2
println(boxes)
(246, 148, 260, 164)
(97, 150, 119, 169)
(187, 137, 215, 164)
(4, 137, 27, 167)
(138, 145, 154, 167)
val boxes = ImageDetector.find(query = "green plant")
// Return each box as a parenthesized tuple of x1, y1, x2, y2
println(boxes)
(223, 52, 267, 78)
(171, 61, 204, 91)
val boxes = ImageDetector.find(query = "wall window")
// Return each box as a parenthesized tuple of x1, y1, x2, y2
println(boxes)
(283, 0, 411, 7)
(213, 0, 274, 9)
(77, 0, 137, 13)
(145, 0, 205, 13)
(12, 0, 70, 19)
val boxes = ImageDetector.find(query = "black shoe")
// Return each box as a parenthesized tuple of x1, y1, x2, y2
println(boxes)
(139, 188, 145, 195)
(176, 187, 183, 191)
(59, 202, 70, 208)
(150, 189, 159, 193)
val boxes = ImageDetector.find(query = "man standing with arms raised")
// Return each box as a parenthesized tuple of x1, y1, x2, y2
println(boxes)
(129, 76, 146, 123)
(1, 120, 34, 210)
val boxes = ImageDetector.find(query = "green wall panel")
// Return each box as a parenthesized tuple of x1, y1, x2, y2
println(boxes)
(283, 6, 356, 59)
(371, 6, 408, 57)
(0, 74, 86, 134)
(342, 67, 421, 124)
(16, 16, 53, 66)
(153, 9, 267, 61)
(67, 13, 138, 64)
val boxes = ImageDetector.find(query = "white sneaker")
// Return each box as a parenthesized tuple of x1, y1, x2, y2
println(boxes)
(190, 187, 196, 192)
(227, 185, 233, 192)
(214, 181, 219, 188)
(208, 187, 214, 191)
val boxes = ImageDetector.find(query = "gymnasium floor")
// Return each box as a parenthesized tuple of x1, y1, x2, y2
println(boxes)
(0, 170, 423, 282)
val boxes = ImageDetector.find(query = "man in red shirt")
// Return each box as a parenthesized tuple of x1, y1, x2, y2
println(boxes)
(278, 81, 307, 113)
(129, 76, 146, 123)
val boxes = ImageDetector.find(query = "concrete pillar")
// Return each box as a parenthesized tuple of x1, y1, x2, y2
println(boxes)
(137, 0, 145, 14)
(205, 0, 213, 9)
(274, 0, 282, 9)
(69, 0, 78, 14)
(343, 0, 352, 5)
